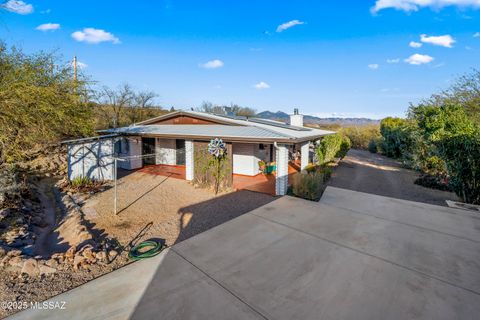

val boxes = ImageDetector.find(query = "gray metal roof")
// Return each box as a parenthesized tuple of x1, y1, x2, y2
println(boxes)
(104, 125, 292, 140)
(132, 111, 335, 142)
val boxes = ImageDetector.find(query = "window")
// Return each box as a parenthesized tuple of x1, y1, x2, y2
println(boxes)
(259, 144, 265, 150)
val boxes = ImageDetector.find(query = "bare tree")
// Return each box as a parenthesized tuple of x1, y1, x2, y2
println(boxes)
(127, 90, 158, 124)
(98, 84, 135, 128)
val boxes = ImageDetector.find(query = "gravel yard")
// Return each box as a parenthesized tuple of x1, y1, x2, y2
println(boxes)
(85, 170, 275, 248)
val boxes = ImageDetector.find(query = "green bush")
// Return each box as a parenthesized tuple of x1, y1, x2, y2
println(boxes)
(340, 125, 380, 150)
(291, 169, 331, 201)
(70, 176, 95, 188)
(316, 134, 350, 165)
(368, 139, 378, 153)
(438, 132, 480, 204)
(338, 136, 351, 159)
(379, 117, 413, 158)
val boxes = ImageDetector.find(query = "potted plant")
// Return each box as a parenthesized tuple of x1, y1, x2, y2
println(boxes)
(258, 160, 266, 173)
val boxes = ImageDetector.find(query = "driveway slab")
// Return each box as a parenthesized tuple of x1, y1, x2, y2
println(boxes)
(10, 187, 480, 320)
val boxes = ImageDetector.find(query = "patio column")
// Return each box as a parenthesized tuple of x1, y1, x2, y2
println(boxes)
(185, 140, 194, 181)
(275, 144, 289, 196)
(300, 141, 310, 172)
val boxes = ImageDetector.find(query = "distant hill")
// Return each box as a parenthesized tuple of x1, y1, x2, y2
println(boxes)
(256, 111, 380, 126)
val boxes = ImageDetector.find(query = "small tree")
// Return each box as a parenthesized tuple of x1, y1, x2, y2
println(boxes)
(207, 138, 228, 194)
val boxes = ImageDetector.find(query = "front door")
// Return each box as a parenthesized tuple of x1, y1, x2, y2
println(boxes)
(142, 137, 156, 166)
(176, 139, 186, 166)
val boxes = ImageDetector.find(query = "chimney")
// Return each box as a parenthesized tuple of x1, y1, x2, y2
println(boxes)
(290, 108, 304, 127)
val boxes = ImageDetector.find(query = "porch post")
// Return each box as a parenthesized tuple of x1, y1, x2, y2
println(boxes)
(275, 144, 289, 196)
(185, 140, 194, 181)
(300, 141, 310, 172)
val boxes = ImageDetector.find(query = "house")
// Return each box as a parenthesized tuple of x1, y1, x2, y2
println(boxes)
(65, 109, 334, 196)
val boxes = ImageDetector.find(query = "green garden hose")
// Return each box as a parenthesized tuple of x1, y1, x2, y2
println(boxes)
(128, 240, 165, 260)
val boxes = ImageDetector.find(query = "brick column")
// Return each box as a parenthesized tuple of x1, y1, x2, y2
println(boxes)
(185, 140, 194, 181)
(275, 144, 289, 196)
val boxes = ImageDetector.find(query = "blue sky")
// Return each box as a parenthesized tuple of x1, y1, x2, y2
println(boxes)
(1, 0, 480, 119)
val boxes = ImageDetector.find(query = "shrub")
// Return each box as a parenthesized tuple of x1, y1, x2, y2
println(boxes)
(379, 117, 412, 158)
(340, 125, 380, 150)
(316, 134, 348, 165)
(438, 132, 480, 204)
(291, 169, 331, 201)
(337, 136, 351, 159)
(368, 139, 378, 153)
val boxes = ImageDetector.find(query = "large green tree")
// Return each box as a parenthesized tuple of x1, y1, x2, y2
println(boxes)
(0, 43, 94, 163)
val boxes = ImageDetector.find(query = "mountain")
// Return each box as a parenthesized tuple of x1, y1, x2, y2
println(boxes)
(255, 111, 380, 126)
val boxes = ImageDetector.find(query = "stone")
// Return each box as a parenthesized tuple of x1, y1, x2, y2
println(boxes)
(108, 250, 118, 259)
(0, 208, 10, 221)
(0, 247, 6, 258)
(7, 249, 21, 257)
(73, 254, 87, 270)
(95, 251, 107, 262)
(82, 247, 95, 262)
(65, 247, 76, 260)
(38, 264, 57, 275)
(45, 258, 59, 268)
(21, 258, 39, 276)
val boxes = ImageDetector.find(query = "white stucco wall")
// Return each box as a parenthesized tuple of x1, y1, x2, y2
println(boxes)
(185, 140, 194, 181)
(233, 143, 258, 176)
(116, 137, 142, 170)
(156, 138, 176, 165)
(67, 138, 115, 181)
(275, 144, 289, 196)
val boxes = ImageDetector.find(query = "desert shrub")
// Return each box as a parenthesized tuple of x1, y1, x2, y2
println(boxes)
(340, 125, 380, 150)
(316, 134, 351, 164)
(291, 169, 331, 201)
(438, 132, 480, 204)
(67, 176, 104, 193)
(379, 117, 413, 158)
(337, 136, 351, 159)
(368, 139, 378, 153)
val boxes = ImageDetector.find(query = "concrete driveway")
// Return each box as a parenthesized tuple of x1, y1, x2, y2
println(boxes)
(11, 187, 480, 320)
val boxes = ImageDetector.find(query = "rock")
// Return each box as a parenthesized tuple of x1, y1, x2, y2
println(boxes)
(73, 254, 87, 270)
(0, 208, 10, 221)
(82, 247, 95, 262)
(21, 258, 39, 277)
(65, 247, 76, 260)
(38, 264, 56, 275)
(45, 258, 59, 268)
(7, 249, 22, 257)
(0, 247, 6, 258)
(108, 250, 118, 259)
(95, 251, 107, 262)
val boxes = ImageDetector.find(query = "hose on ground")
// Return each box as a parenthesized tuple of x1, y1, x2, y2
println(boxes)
(128, 240, 165, 260)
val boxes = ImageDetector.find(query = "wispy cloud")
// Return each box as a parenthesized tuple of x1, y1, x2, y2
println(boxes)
(474, 32, 480, 38)
(409, 41, 422, 48)
(371, 0, 480, 14)
(1, 0, 33, 14)
(254, 81, 270, 89)
(405, 53, 434, 65)
(199, 59, 224, 69)
(73, 60, 88, 69)
(36, 23, 60, 32)
(386, 58, 400, 63)
(71, 28, 120, 44)
(276, 20, 304, 32)
(420, 34, 455, 48)
(368, 64, 379, 70)
(40, 8, 51, 14)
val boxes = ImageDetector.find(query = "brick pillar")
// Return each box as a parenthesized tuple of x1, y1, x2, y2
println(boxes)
(300, 141, 310, 172)
(275, 144, 289, 196)
(185, 140, 194, 181)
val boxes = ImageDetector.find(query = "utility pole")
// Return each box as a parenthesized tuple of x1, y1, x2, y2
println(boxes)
(73, 55, 78, 82)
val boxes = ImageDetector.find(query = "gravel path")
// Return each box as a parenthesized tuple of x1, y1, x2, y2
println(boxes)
(85, 171, 275, 248)
(328, 149, 459, 206)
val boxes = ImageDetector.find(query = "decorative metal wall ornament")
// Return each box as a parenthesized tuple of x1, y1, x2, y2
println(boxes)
(208, 138, 227, 158)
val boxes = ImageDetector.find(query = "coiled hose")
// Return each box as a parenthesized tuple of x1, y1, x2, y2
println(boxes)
(128, 240, 165, 260)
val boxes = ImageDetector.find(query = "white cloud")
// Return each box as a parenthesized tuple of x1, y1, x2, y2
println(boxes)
(420, 34, 455, 48)
(409, 41, 423, 48)
(1, 0, 33, 14)
(404, 53, 434, 65)
(368, 64, 379, 70)
(36, 23, 60, 32)
(76, 61, 88, 69)
(254, 81, 270, 89)
(371, 0, 480, 14)
(276, 20, 305, 32)
(387, 58, 400, 63)
(71, 28, 120, 44)
(199, 59, 224, 69)
(474, 32, 480, 37)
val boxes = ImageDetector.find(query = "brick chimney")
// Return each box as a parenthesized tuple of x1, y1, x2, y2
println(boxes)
(290, 108, 304, 127)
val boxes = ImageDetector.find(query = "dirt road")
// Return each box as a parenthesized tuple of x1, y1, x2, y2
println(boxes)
(328, 149, 459, 206)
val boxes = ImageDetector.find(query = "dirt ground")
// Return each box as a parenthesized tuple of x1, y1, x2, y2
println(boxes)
(328, 149, 459, 206)
(84, 170, 275, 249)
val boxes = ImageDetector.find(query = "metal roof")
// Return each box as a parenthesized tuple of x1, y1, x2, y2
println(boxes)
(106, 111, 335, 142)
(104, 125, 291, 139)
